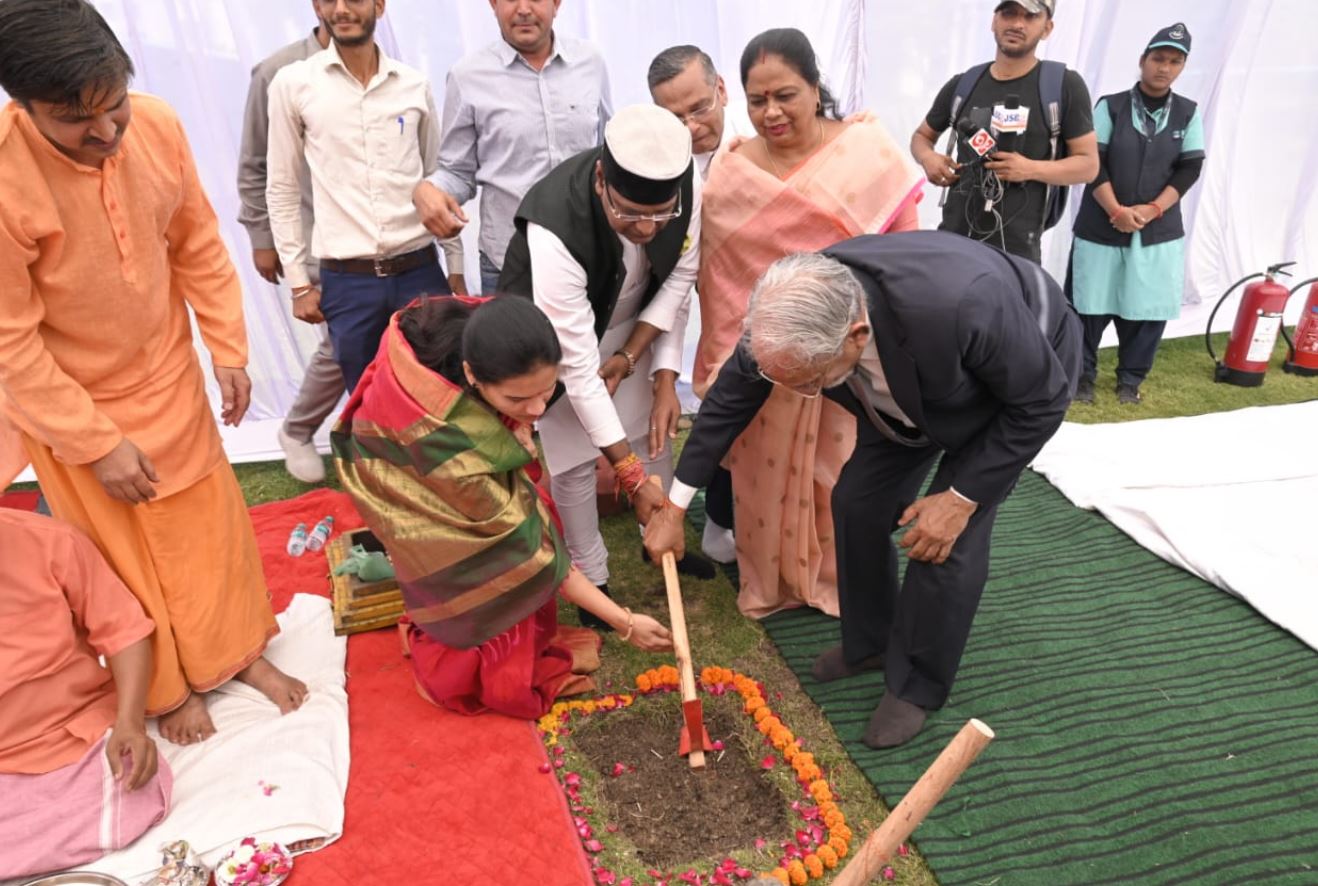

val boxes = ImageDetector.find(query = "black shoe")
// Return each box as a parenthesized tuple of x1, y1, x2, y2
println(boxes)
(1116, 383, 1142, 405)
(577, 583, 613, 631)
(641, 546, 717, 580)
(1074, 377, 1095, 404)
(862, 692, 928, 749)
(810, 645, 886, 683)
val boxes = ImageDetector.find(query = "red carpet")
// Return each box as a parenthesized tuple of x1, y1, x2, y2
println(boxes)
(0, 490, 39, 511)
(250, 489, 593, 886)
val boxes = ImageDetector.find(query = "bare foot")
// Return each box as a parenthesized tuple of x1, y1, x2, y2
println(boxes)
(235, 656, 308, 714)
(157, 693, 217, 745)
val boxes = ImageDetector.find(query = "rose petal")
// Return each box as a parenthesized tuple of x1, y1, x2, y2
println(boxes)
(611, 762, 626, 777)
(554, 759, 565, 769)
(882, 867, 896, 881)
(711, 740, 725, 751)
(899, 844, 910, 857)
(761, 754, 776, 769)
(606, 823, 620, 833)
(734, 869, 753, 880)
(754, 838, 768, 850)
(564, 772, 582, 787)
(593, 867, 616, 884)
(584, 839, 604, 853)
(537, 762, 551, 774)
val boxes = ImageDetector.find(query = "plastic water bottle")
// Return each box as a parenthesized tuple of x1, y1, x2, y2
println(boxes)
(286, 522, 309, 557)
(306, 516, 335, 552)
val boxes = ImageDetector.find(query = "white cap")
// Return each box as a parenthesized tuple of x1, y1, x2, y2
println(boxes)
(601, 104, 692, 204)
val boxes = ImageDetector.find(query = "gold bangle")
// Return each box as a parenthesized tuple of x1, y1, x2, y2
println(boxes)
(618, 607, 635, 642)
(614, 348, 636, 378)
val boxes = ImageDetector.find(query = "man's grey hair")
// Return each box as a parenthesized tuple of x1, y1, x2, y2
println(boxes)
(647, 45, 717, 93)
(745, 252, 866, 369)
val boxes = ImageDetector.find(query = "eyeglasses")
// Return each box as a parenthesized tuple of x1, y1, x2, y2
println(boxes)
(603, 185, 683, 223)
(674, 94, 720, 126)
(758, 364, 831, 399)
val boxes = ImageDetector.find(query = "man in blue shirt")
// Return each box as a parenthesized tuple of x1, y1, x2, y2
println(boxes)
(413, 0, 612, 294)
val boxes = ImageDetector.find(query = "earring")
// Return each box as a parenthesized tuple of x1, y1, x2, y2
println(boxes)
(816, 100, 822, 113)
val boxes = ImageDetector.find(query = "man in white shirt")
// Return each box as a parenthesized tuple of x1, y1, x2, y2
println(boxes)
(266, 0, 462, 392)
(646, 44, 754, 565)
(499, 105, 713, 628)
(412, 0, 612, 294)
(647, 44, 753, 180)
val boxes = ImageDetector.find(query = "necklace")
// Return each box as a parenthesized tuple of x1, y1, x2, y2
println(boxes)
(765, 118, 825, 179)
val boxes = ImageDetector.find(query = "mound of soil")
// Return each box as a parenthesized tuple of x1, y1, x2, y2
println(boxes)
(570, 702, 790, 869)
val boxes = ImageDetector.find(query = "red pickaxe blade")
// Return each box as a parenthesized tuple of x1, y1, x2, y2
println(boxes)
(677, 698, 714, 756)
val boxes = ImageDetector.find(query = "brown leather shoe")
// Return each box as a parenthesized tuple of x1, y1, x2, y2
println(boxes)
(810, 645, 885, 683)
(863, 692, 928, 749)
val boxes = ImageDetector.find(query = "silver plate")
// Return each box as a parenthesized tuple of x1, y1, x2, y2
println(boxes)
(19, 874, 129, 886)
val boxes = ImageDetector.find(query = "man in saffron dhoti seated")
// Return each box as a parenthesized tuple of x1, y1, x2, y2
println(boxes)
(0, 507, 170, 881)
(0, 0, 306, 746)
(334, 296, 672, 719)
(692, 28, 925, 619)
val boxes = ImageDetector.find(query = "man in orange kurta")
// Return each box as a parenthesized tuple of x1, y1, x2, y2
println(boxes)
(0, 507, 170, 880)
(0, 0, 305, 744)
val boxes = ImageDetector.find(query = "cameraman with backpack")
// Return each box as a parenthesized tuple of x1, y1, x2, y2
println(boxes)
(911, 0, 1098, 264)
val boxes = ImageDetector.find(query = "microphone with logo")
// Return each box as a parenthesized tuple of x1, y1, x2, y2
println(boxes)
(992, 94, 1024, 155)
(956, 114, 998, 169)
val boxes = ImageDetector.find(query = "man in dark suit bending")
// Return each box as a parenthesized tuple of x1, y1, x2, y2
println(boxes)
(643, 230, 1081, 747)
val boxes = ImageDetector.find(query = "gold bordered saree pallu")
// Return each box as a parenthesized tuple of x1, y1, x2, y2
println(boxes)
(331, 313, 569, 649)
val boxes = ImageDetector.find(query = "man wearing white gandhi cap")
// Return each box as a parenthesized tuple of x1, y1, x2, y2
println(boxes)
(499, 104, 715, 627)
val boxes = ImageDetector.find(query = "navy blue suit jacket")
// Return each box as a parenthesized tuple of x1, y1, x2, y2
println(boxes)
(675, 231, 1081, 506)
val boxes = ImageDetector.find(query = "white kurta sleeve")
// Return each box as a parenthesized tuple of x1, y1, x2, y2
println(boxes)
(528, 223, 627, 449)
(651, 295, 688, 377)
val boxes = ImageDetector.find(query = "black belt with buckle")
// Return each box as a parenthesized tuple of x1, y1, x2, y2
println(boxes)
(320, 243, 438, 278)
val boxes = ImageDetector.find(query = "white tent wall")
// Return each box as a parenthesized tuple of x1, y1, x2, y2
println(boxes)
(4, 1, 1315, 467)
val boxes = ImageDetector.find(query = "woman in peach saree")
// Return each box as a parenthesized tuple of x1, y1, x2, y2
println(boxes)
(696, 28, 924, 618)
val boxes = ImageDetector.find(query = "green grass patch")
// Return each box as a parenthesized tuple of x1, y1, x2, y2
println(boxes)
(1067, 329, 1316, 423)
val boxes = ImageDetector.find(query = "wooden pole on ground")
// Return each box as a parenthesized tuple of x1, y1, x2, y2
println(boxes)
(661, 551, 705, 769)
(831, 718, 995, 886)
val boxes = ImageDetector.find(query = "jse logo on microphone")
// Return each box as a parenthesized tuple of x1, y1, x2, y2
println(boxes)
(968, 129, 997, 157)
(991, 105, 1029, 134)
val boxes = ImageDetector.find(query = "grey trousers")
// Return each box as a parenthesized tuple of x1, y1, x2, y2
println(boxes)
(282, 326, 346, 442)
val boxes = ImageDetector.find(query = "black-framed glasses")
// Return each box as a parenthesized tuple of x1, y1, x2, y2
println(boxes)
(603, 185, 683, 224)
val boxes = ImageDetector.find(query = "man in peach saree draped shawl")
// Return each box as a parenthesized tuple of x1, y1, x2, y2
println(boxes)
(694, 120, 923, 618)
(333, 306, 598, 718)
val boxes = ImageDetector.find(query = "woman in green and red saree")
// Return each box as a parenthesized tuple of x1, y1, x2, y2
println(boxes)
(333, 296, 673, 719)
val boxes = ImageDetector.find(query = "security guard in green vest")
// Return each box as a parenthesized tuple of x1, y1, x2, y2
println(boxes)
(1068, 23, 1205, 405)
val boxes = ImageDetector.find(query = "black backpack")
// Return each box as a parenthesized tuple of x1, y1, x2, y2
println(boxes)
(945, 60, 1070, 231)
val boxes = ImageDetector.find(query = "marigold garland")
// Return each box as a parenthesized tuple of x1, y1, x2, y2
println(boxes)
(532, 665, 857, 884)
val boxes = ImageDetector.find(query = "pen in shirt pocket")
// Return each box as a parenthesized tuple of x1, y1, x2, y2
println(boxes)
(396, 115, 404, 134)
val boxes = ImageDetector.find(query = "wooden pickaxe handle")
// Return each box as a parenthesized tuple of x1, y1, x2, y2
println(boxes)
(661, 550, 705, 768)
(831, 719, 995, 886)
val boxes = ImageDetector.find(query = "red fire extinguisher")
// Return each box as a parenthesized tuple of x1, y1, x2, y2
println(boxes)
(1206, 262, 1295, 386)
(1282, 277, 1318, 377)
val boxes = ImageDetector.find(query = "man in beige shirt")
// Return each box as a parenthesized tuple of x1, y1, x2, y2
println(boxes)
(267, 0, 461, 391)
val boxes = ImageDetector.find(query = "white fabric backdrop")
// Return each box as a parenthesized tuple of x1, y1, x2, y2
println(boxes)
(5, 0, 1315, 464)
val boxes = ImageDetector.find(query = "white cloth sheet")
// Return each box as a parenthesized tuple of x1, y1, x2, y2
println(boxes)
(69, 594, 349, 882)
(1031, 402, 1318, 651)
